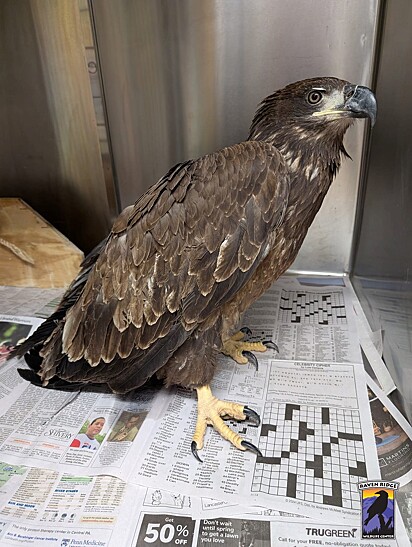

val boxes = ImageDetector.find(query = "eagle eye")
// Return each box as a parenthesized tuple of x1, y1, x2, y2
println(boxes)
(307, 90, 323, 105)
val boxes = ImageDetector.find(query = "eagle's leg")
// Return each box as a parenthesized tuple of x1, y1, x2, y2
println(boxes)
(222, 329, 278, 370)
(191, 384, 262, 462)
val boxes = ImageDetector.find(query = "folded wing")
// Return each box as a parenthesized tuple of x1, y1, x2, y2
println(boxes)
(30, 141, 290, 391)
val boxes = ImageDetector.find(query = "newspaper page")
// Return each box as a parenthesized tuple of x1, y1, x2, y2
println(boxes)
(1, 470, 409, 547)
(242, 276, 363, 364)
(0, 287, 64, 319)
(1, 283, 411, 541)
(0, 463, 261, 546)
(131, 357, 380, 524)
(0, 314, 44, 367)
(352, 278, 412, 423)
(130, 497, 410, 547)
(0, 354, 159, 480)
(366, 376, 412, 488)
(0, 462, 139, 546)
(352, 299, 396, 395)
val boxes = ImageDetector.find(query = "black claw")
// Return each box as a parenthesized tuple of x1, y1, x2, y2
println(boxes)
(191, 441, 203, 462)
(263, 340, 279, 352)
(243, 406, 261, 427)
(240, 326, 252, 337)
(243, 351, 258, 371)
(241, 440, 262, 457)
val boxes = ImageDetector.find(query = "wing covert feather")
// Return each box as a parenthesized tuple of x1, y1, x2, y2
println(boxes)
(46, 141, 289, 384)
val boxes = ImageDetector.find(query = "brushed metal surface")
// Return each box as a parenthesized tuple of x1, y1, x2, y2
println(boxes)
(92, 0, 379, 273)
(354, 0, 412, 281)
(352, 0, 412, 419)
(0, 0, 116, 253)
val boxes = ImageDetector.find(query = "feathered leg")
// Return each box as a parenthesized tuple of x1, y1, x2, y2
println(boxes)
(157, 331, 262, 460)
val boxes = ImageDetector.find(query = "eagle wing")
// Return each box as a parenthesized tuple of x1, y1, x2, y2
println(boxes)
(39, 140, 289, 389)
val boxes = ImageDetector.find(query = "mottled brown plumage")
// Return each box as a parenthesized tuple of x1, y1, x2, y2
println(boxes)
(14, 77, 376, 411)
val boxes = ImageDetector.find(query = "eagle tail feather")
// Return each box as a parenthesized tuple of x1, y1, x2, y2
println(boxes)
(107, 325, 190, 393)
(17, 368, 89, 391)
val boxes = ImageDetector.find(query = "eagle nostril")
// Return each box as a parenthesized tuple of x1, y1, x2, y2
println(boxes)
(345, 87, 356, 100)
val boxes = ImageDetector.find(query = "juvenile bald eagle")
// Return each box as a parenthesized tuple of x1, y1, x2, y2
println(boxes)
(13, 77, 376, 459)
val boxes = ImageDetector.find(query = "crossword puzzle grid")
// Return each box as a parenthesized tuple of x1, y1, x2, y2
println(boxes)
(278, 290, 347, 325)
(251, 403, 366, 510)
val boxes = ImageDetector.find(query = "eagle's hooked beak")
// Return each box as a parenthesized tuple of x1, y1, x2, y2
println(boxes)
(343, 84, 377, 127)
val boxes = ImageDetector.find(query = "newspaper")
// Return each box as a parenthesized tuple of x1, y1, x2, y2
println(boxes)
(131, 357, 379, 524)
(242, 277, 363, 364)
(366, 376, 412, 487)
(8, 475, 402, 547)
(0, 464, 138, 546)
(0, 287, 64, 319)
(0, 280, 411, 543)
(0, 314, 44, 367)
(353, 278, 412, 423)
(1, 474, 410, 546)
(353, 300, 397, 395)
(0, 308, 158, 481)
(0, 352, 158, 481)
(129, 489, 410, 547)
(124, 480, 409, 547)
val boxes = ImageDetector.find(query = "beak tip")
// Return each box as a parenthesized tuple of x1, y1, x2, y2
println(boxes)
(345, 85, 377, 127)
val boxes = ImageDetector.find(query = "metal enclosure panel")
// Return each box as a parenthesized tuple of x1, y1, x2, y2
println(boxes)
(352, 0, 412, 418)
(92, 0, 379, 274)
(353, 1, 412, 281)
(0, 0, 116, 252)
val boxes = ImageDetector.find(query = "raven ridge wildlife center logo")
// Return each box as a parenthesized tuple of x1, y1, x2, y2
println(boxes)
(358, 481, 399, 539)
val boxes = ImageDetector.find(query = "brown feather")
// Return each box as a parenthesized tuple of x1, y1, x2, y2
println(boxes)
(13, 77, 372, 397)
(213, 228, 244, 282)
(101, 322, 123, 363)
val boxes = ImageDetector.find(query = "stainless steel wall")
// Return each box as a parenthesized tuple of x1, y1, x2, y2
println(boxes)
(0, 0, 380, 266)
(352, 0, 412, 418)
(92, 0, 379, 274)
(0, 0, 117, 252)
(353, 0, 412, 281)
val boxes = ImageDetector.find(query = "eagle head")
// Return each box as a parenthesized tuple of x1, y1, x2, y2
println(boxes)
(248, 76, 377, 144)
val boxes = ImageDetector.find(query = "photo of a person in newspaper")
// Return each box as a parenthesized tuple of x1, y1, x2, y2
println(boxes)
(0, 320, 32, 365)
(107, 411, 147, 442)
(70, 417, 106, 450)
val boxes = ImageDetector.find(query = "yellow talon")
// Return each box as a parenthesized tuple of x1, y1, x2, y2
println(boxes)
(230, 330, 247, 342)
(191, 385, 261, 461)
(222, 332, 268, 364)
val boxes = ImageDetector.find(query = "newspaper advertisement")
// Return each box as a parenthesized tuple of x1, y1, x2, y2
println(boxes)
(367, 376, 412, 487)
(131, 504, 410, 547)
(131, 357, 380, 524)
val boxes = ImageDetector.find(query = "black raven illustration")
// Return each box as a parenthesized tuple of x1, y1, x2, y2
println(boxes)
(364, 490, 389, 526)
